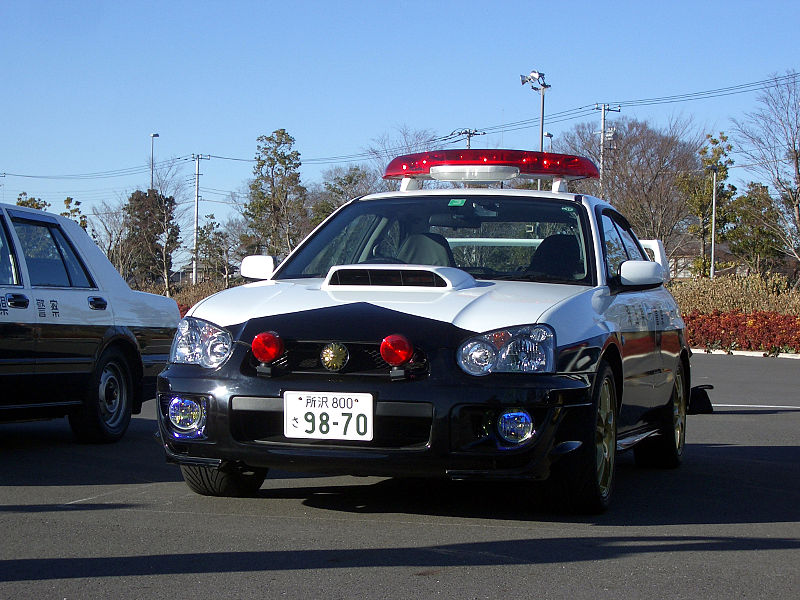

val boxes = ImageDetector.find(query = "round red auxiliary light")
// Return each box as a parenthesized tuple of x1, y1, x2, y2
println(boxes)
(252, 331, 284, 364)
(380, 334, 414, 367)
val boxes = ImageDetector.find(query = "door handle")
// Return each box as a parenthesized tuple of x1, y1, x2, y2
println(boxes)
(88, 296, 108, 310)
(6, 293, 29, 309)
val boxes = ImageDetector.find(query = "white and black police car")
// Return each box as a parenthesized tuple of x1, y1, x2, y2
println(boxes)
(0, 203, 179, 442)
(158, 149, 689, 513)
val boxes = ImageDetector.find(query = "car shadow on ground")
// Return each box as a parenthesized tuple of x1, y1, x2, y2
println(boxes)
(3, 414, 799, 528)
(256, 441, 800, 526)
(0, 413, 182, 486)
(3, 533, 800, 583)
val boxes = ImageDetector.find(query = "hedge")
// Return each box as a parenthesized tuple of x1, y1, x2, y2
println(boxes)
(670, 274, 800, 355)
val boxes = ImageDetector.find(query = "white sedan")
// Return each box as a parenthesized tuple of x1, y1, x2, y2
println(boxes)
(158, 149, 689, 513)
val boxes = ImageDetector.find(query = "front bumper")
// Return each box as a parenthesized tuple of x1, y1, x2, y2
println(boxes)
(157, 362, 595, 481)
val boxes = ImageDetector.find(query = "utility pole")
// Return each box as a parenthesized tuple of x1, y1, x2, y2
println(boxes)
(192, 154, 210, 285)
(451, 129, 485, 149)
(594, 104, 620, 196)
(709, 165, 718, 279)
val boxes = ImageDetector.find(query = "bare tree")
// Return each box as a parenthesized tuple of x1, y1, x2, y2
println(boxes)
(154, 156, 191, 205)
(89, 197, 136, 281)
(560, 117, 702, 256)
(733, 71, 800, 266)
(365, 125, 439, 191)
(308, 164, 379, 226)
(301, 126, 442, 241)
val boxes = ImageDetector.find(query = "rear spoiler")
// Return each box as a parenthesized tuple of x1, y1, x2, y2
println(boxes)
(639, 240, 670, 282)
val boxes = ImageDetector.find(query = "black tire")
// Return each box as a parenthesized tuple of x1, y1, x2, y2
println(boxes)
(634, 361, 688, 469)
(547, 361, 618, 514)
(68, 347, 133, 443)
(180, 464, 267, 497)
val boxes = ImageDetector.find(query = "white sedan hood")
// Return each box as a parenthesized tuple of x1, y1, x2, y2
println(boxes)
(190, 266, 590, 334)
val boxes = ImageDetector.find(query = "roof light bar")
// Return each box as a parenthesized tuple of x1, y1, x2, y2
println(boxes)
(383, 149, 599, 183)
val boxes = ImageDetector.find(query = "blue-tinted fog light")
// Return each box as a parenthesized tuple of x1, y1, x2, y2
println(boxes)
(168, 396, 206, 434)
(497, 410, 534, 444)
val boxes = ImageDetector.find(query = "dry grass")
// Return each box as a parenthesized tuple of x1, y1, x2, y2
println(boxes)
(668, 274, 800, 315)
(137, 280, 231, 317)
(171, 280, 229, 312)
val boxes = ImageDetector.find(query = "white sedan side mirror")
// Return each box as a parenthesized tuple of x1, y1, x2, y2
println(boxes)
(619, 260, 664, 287)
(240, 255, 276, 280)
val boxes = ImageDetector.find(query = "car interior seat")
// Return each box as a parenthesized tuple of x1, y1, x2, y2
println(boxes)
(396, 233, 456, 267)
(528, 234, 582, 280)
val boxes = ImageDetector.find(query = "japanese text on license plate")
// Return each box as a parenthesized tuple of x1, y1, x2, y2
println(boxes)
(283, 391, 373, 441)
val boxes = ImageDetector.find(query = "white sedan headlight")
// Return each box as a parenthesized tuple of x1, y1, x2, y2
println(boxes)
(170, 317, 233, 369)
(457, 325, 555, 376)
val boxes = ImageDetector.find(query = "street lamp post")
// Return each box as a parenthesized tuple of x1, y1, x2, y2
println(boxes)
(544, 131, 553, 152)
(520, 70, 551, 189)
(709, 165, 718, 279)
(150, 133, 159, 191)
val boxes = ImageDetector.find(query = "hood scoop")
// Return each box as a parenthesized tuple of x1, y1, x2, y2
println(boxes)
(322, 264, 477, 291)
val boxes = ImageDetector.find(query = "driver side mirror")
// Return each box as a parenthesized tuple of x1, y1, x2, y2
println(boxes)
(240, 255, 276, 280)
(619, 260, 663, 287)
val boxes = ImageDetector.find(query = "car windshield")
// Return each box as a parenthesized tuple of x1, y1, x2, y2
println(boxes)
(275, 194, 594, 285)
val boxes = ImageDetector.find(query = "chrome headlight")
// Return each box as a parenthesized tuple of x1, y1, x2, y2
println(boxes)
(457, 325, 555, 376)
(170, 317, 233, 369)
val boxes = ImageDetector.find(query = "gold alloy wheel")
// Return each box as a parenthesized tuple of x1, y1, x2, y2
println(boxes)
(595, 376, 616, 497)
(672, 368, 687, 455)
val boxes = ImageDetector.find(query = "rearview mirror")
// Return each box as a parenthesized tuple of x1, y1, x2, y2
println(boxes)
(428, 214, 482, 229)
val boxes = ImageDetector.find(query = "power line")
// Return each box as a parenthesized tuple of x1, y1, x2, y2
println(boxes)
(2, 156, 193, 180)
(610, 72, 798, 107)
(2, 72, 795, 188)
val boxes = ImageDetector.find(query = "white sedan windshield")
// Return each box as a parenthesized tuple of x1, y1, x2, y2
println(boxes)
(275, 194, 594, 285)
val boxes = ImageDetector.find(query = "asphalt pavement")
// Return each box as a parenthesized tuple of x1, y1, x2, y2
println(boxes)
(1, 353, 798, 599)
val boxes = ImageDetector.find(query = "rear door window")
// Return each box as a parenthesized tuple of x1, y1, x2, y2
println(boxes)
(12, 220, 94, 288)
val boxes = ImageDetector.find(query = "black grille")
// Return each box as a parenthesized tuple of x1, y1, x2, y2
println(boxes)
(291, 342, 388, 373)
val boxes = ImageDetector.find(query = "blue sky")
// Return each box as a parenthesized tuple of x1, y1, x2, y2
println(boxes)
(1, 0, 798, 226)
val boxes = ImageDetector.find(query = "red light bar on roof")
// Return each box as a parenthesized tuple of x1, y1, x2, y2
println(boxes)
(383, 149, 599, 182)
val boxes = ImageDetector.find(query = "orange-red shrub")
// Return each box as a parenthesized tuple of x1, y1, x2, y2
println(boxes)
(683, 310, 800, 354)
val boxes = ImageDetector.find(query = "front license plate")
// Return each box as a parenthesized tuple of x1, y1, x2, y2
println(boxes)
(283, 391, 374, 441)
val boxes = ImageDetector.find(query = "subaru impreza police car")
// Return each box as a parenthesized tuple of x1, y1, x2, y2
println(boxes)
(157, 149, 689, 513)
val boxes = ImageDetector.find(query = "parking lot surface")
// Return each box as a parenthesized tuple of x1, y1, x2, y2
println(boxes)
(1, 353, 798, 599)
